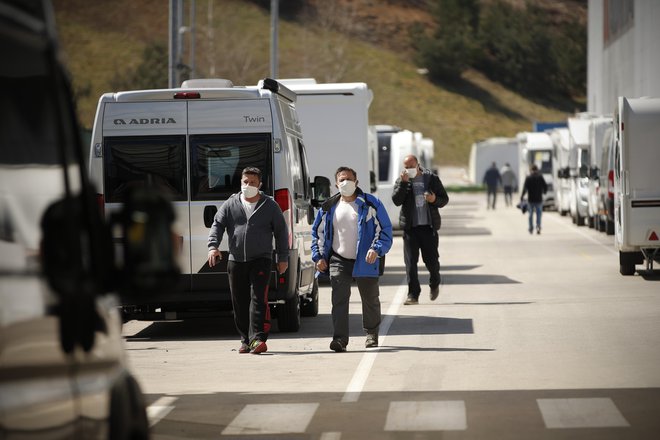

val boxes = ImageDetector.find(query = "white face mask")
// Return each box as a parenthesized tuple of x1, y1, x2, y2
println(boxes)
(337, 180, 356, 197)
(406, 167, 418, 178)
(241, 185, 259, 198)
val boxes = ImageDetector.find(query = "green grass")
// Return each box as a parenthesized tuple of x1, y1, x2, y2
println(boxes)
(54, 0, 573, 166)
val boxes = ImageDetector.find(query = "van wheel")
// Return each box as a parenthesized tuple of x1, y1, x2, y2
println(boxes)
(301, 279, 319, 317)
(620, 263, 636, 276)
(277, 294, 301, 332)
(606, 219, 614, 235)
(588, 216, 595, 228)
(109, 374, 149, 440)
(576, 211, 584, 226)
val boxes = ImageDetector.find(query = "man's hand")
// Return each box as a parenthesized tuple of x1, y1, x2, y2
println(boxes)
(277, 261, 288, 274)
(366, 249, 378, 264)
(424, 191, 436, 204)
(316, 259, 328, 272)
(208, 249, 221, 267)
(400, 170, 409, 183)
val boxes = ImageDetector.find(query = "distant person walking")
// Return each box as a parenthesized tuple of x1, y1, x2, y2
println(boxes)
(482, 162, 502, 209)
(500, 163, 517, 207)
(207, 167, 289, 354)
(520, 164, 548, 234)
(392, 155, 449, 305)
(311, 166, 392, 352)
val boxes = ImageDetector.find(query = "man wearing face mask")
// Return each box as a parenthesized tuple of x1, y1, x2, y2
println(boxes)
(207, 167, 288, 354)
(392, 155, 449, 305)
(311, 166, 393, 351)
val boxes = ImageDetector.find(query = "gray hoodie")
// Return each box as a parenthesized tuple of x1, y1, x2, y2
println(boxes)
(208, 192, 289, 263)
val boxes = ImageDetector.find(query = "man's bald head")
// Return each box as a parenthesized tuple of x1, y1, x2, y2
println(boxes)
(403, 155, 419, 168)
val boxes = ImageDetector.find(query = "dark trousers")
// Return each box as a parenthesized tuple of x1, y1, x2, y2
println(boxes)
(403, 226, 440, 298)
(329, 254, 381, 346)
(503, 186, 513, 206)
(486, 186, 497, 209)
(227, 258, 271, 344)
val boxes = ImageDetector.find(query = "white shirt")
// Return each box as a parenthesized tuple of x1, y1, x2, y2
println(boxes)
(332, 199, 359, 259)
(240, 194, 258, 219)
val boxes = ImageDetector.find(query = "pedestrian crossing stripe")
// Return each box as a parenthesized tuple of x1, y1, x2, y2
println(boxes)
(221, 402, 319, 435)
(384, 400, 467, 431)
(537, 398, 630, 429)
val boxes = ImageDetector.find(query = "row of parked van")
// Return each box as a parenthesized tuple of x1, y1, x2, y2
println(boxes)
(546, 97, 660, 275)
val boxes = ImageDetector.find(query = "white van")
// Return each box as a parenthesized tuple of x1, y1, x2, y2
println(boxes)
(469, 137, 519, 186)
(613, 97, 660, 275)
(567, 114, 595, 225)
(375, 125, 419, 227)
(549, 127, 571, 215)
(586, 116, 613, 229)
(517, 132, 554, 209)
(89, 78, 328, 331)
(419, 137, 436, 173)
(1, 1, 151, 437)
(597, 125, 616, 234)
(277, 79, 377, 193)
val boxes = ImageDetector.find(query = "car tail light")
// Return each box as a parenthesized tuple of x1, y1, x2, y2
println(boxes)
(608, 169, 614, 199)
(96, 193, 105, 217)
(173, 92, 201, 99)
(274, 189, 293, 248)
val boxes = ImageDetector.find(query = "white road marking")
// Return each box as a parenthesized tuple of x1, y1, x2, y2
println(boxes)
(221, 403, 319, 435)
(537, 397, 630, 428)
(384, 400, 467, 431)
(147, 396, 178, 427)
(341, 280, 408, 403)
(546, 214, 617, 255)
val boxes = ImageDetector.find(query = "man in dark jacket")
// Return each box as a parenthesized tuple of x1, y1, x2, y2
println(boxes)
(482, 162, 502, 209)
(392, 155, 449, 304)
(207, 167, 289, 354)
(520, 164, 548, 234)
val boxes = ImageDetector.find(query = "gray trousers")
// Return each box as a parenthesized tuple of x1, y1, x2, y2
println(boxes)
(329, 254, 381, 346)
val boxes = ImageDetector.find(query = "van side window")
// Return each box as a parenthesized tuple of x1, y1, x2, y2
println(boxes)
(190, 133, 271, 200)
(287, 134, 303, 196)
(377, 132, 392, 182)
(297, 140, 311, 199)
(104, 136, 187, 202)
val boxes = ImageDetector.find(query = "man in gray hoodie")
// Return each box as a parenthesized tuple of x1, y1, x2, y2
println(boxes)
(207, 167, 288, 354)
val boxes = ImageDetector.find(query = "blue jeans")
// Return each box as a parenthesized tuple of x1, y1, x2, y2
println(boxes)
(528, 202, 543, 231)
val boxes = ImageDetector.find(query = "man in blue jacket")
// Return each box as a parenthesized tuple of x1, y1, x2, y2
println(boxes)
(207, 167, 288, 355)
(311, 166, 393, 351)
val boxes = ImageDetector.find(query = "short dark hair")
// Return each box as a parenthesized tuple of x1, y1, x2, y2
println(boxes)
(242, 167, 262, 182)
(335, 166, 357, 181)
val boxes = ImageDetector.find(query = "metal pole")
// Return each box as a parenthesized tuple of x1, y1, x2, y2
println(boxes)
(168, 0, 178, 88)
(270, 0, 278, 79)
(175, 0, 184, 86)
(190, 0, 195, 79)
(207, 0, 215, 76)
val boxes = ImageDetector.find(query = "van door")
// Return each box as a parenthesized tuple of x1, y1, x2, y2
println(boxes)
(101, 102, 191, 289)
(187, 100, 273, 293)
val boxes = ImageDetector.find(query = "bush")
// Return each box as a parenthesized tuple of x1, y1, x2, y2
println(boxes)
(110, 42, 168, 91)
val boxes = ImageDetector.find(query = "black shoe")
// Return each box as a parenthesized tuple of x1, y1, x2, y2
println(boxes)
(330, 339, 346, 352)
(404, 295, 419, 305)
(537, 226, 541, 235)
(365, 334, 378, 348)
(430, 285, 440, 301)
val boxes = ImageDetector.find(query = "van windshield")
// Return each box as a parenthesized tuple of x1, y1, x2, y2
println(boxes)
(528, 149, 553, 174)
(104, 136, 187, 202)
(190, 133, 271, 201)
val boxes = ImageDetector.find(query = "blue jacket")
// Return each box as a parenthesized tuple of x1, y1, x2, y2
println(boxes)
(311, 189, 393, 278)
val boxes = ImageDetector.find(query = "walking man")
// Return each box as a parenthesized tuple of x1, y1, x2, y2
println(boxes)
(500, 162, 517, 207)
(520, 164, 548, 234)
(311, 166, 392, 352)
(482, 162, 502, 209)
(207, 167, 288, 354)
(392, 155, 449, 305)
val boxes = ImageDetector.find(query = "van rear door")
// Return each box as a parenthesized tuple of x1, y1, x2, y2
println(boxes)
(101, 102, 191, 289)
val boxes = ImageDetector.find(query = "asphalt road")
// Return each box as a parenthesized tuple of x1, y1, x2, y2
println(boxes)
(123, 192, 660, 439)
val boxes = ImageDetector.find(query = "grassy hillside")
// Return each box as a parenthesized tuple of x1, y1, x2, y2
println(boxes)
(53, 0, 573, 166)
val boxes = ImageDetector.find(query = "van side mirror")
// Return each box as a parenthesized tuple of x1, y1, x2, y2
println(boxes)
(370, 171, 377, 193)
(311, 176, 331, 208)
(590, 166, 599, 179)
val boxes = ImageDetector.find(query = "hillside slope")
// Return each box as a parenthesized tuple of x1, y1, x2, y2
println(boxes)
(53, 0, 575, 165)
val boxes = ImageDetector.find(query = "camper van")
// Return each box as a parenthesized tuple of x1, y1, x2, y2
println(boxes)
(419, 137, 436, 173)
(613, 97, 660, 275)
(549, 128, 571, 215)
(88, 78, 329, 331)
(587, 116, 613, 229)
(597, 126, 616, 234)
(375, 125, 419, 227)
(567, 115, 595, 225)
(277, 79, 376, 193)
(469, 137, 519, 186)
(517, 132, 554, 209)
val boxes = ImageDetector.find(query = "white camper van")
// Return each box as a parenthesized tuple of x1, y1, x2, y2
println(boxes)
(419, 137, 436, 173)
(597, 126, 616, 235)
(375, 125, 419, 227)
(278, 79, 377, 193)
(613, 97, 660, 275)
(517, 132, 554, 209)
(549, 127, 571, 215)
(567, 114, 595, 225)
(587, 116, 613, 229)
(88, 78, 329, 331)
(469, 137, 519, 186)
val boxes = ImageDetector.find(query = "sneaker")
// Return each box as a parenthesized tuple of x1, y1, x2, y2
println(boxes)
(329, 339, 346, 352)
(365, 334, 378, 348)
(404, 295, 419, 305)
(430, 285, 440, 301)
(238, 342, 251, 354)
(250, 339, 267, 354)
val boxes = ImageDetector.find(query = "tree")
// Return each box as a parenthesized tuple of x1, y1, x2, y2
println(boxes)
(110, 43, 168, 91)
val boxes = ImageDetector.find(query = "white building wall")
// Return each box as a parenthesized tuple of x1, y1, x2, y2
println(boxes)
(588, 0, 660, 115)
